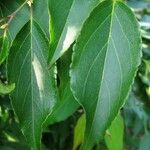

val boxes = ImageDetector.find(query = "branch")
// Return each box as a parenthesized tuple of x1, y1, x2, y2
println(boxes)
(0, 0, 29, 30)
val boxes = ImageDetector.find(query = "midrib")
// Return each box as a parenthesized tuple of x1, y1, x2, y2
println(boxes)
(30, 6, 36, 149)
(82, 2, 116, 149)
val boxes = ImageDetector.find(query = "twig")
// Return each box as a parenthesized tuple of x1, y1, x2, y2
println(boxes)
(1, 0, 28, 30)
(0, 17, 6, 24)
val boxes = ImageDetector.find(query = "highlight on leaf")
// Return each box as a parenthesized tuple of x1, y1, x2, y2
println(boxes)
(0, 0, 143, 149)
(70, 0, 141, 149)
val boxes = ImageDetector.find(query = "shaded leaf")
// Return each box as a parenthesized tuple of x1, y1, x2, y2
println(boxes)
(73, 114, 86, 150)
(44, 47, 79, 125)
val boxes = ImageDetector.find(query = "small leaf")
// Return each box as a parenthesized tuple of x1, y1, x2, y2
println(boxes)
(48, 0, 101, 65)
(70, 0, 141, 149)
(0, 81, 15, 95)
(105, 113, 124, 150)
(0, 0, 50, 45)
(73, 114, 86, 150)
(0, 0, 29, 66)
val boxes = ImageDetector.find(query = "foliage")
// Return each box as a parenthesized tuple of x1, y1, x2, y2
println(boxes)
(0, 0, 149, 150)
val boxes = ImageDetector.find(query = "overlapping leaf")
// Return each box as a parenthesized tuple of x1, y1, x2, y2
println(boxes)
(0, 0, 29, 44)
(44, 48, 79, 125)
(7, 7, 57, 150)
(70, 1, 141, 149)
(0, 0, 50, 65)
(105, 113, 124, 150)
(73, 114, 86, 150)
(48, 0, 101, 65)
(0, 0, 29, 65)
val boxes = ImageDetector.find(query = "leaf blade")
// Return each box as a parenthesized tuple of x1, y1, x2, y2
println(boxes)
(44, 47, 79, 125)
(7, 20, 57, 149)
(70, 1, 141, 149)
(0, 0, 29, 44)
(48, 0, 101, 65)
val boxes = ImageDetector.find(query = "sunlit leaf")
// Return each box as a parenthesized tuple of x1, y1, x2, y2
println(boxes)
(105, 113, 124, 150)
(70, 1, 141, 149)
(7, 12, 57, 150)
(0, 81, 15, 95)
(0, 0, 29, 44)
(48, 0, 101, 65)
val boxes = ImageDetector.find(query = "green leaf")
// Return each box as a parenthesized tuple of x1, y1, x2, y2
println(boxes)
(0, 33, 9, 64)
(32, 0, 50, 39)
(48, 0, 101, 65)
(73, 114, 86, 150)
(0, 0, 50, 67)
(73, 113, 124, 150)
(44, 47, 79, 125)
(105, 113, 124, 150)
(0, 0, 29, 65)
(0, 0, 50, 45)
(0, 81, 15, 95)
(0, 0, 29, 44)
(7, 12, 57, 150)
(70, 1, 141, 149)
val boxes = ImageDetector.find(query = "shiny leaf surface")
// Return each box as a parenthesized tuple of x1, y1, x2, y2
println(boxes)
(48, 0, 101, 65)
(7, 19, 57, 150)
(70, 1, 141, 149)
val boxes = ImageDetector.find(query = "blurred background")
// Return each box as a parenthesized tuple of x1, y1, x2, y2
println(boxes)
(0, 0, 150, 150)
